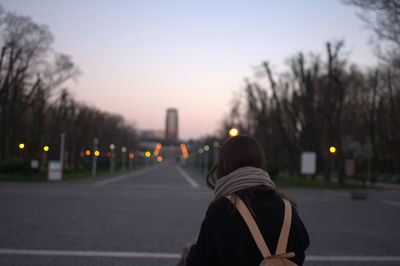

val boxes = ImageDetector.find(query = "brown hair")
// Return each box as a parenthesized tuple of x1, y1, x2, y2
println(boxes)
(206, 135, 296, 211)
(206, 135, 267, 189)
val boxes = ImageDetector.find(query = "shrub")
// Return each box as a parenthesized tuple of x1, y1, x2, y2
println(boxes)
(0, 157, 30, 174)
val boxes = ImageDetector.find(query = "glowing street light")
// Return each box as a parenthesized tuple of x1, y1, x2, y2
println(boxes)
(94, 150, 100, 157)
(18, 143, 25, 149)
(204, 145, 210, 151)
(43, 145, 49, 152)
(229, 128, 239, 137)
(145, 151, 151, 158)
(329, 146, 336, 154)
(121, 147, 127, 153)
(109, 144, 115, 174)
(157, 156, 163, 162)
(129, 153, 134, 159)
(85, 150, 91, 156)
(198, 148, 204, 154)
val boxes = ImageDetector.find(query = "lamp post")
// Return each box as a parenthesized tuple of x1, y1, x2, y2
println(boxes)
(18, 143, 25, 158)
(92, 138, 98, 176)
(129, 152, 134, 169)
(203, 145, 210, 172)
(198, 148, 204, 173)
(110, 144, 115, 173)
(43, 145, 49, 171)
(121, 146, 127, 171)
(329, 146, 336, 178)
(213, 141, 219, 165)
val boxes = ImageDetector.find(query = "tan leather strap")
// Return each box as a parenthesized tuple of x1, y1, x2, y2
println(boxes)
(225, 195, 271, 258)
(225, 195, 293, 258)
(268, 252, 295, 259)
(276, 199, 292, 255)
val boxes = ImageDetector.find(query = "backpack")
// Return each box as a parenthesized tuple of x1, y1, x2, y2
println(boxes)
(225, 195, 297, 266)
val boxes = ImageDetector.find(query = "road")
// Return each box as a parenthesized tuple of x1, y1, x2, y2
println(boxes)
(0, 163, 399, 265)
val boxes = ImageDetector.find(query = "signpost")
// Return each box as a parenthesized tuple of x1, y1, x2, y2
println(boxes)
(48, 160, 62, 182)
(301, 152, 316, 175)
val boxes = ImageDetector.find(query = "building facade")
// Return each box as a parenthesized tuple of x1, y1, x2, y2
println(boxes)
(165, 108, 178, 143)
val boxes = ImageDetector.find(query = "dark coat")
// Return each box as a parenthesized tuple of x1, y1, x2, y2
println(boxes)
(186, 190, 310, 266)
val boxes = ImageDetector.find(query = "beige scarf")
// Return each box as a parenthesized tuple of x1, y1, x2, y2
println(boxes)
(214, 166, 275, 198)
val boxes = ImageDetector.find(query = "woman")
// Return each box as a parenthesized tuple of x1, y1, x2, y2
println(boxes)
(185, 135, 309, 266)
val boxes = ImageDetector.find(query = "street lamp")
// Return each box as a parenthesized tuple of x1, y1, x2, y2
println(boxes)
(121, 146, 127, 170)
(329, 146, 336, 179)
(43, 145, 49, 152)
(19, 143, 25, 149)
(229, 128, 239, 137)
(129, 152, 134, 169)
(109, 144, 115, 173)
(92, 138, 99, 176)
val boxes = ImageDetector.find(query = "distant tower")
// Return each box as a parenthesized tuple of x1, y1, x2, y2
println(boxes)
(165, 108, 178, 143)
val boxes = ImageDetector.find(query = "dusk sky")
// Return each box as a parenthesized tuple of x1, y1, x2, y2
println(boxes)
(3, 0, 377, 140)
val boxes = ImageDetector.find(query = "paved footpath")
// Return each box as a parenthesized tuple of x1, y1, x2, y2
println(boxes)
(0, 163, 400, 266)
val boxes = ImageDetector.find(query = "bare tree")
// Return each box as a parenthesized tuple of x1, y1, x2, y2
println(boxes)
(343, 0, 400, 67)
(0, 5, 79, 161)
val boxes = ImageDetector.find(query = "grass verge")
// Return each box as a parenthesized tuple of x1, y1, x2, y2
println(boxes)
(183, 165, 366, 189)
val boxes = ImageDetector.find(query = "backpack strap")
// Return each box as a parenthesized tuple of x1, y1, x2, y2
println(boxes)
(225, 195, 294, 258)
(276, 199, 292, 255)
(225, 195, 271, 258)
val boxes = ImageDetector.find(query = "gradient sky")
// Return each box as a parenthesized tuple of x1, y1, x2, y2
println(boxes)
(2, 0, 377, 140)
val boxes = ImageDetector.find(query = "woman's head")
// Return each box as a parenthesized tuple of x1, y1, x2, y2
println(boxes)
(206, 135, 267, 189)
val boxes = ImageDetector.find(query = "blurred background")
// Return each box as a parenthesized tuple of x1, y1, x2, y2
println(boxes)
(0, 1, 399, 265)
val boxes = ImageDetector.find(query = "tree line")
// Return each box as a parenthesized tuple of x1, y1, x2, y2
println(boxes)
(221, 1, 400, 182)
(0, 5, 138, 172)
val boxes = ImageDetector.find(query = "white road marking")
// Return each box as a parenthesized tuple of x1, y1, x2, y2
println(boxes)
(0, 249, 180, 259)
(1, 249, 399, 262)
(307, 255, 400, 262)
(177, 166, 199, 188)
(94, 167, 156, 187)
(381, 199, 400, 207)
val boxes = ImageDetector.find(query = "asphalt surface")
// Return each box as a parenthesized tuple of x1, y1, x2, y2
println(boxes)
(0, 163, 400, 266)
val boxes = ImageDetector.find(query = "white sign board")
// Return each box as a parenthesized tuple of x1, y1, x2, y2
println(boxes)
(48, 160, 62, 182)
(301, 152, 316, 175)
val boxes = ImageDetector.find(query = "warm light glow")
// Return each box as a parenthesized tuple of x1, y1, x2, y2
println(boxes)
(204, 145, 209, 151)
(329, 146, 336, 154)
(229, 128, 239, 137)
(109, 144, 115, 150)
(94, 150, 100, 157)
(157, 156, 163, 162)
(43, 146, 49, 152)
(18, 143, 25, 149)
(85, 150, 91, 156)
(121, 147, 127, 152)
(154, 143, 162, 156)
(198, 148, 204, 154)
(180, 143, 189, 158)
(213, 141, 219, 148)
(145, 151, 151, 157)
(129, 153, 134, 159)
